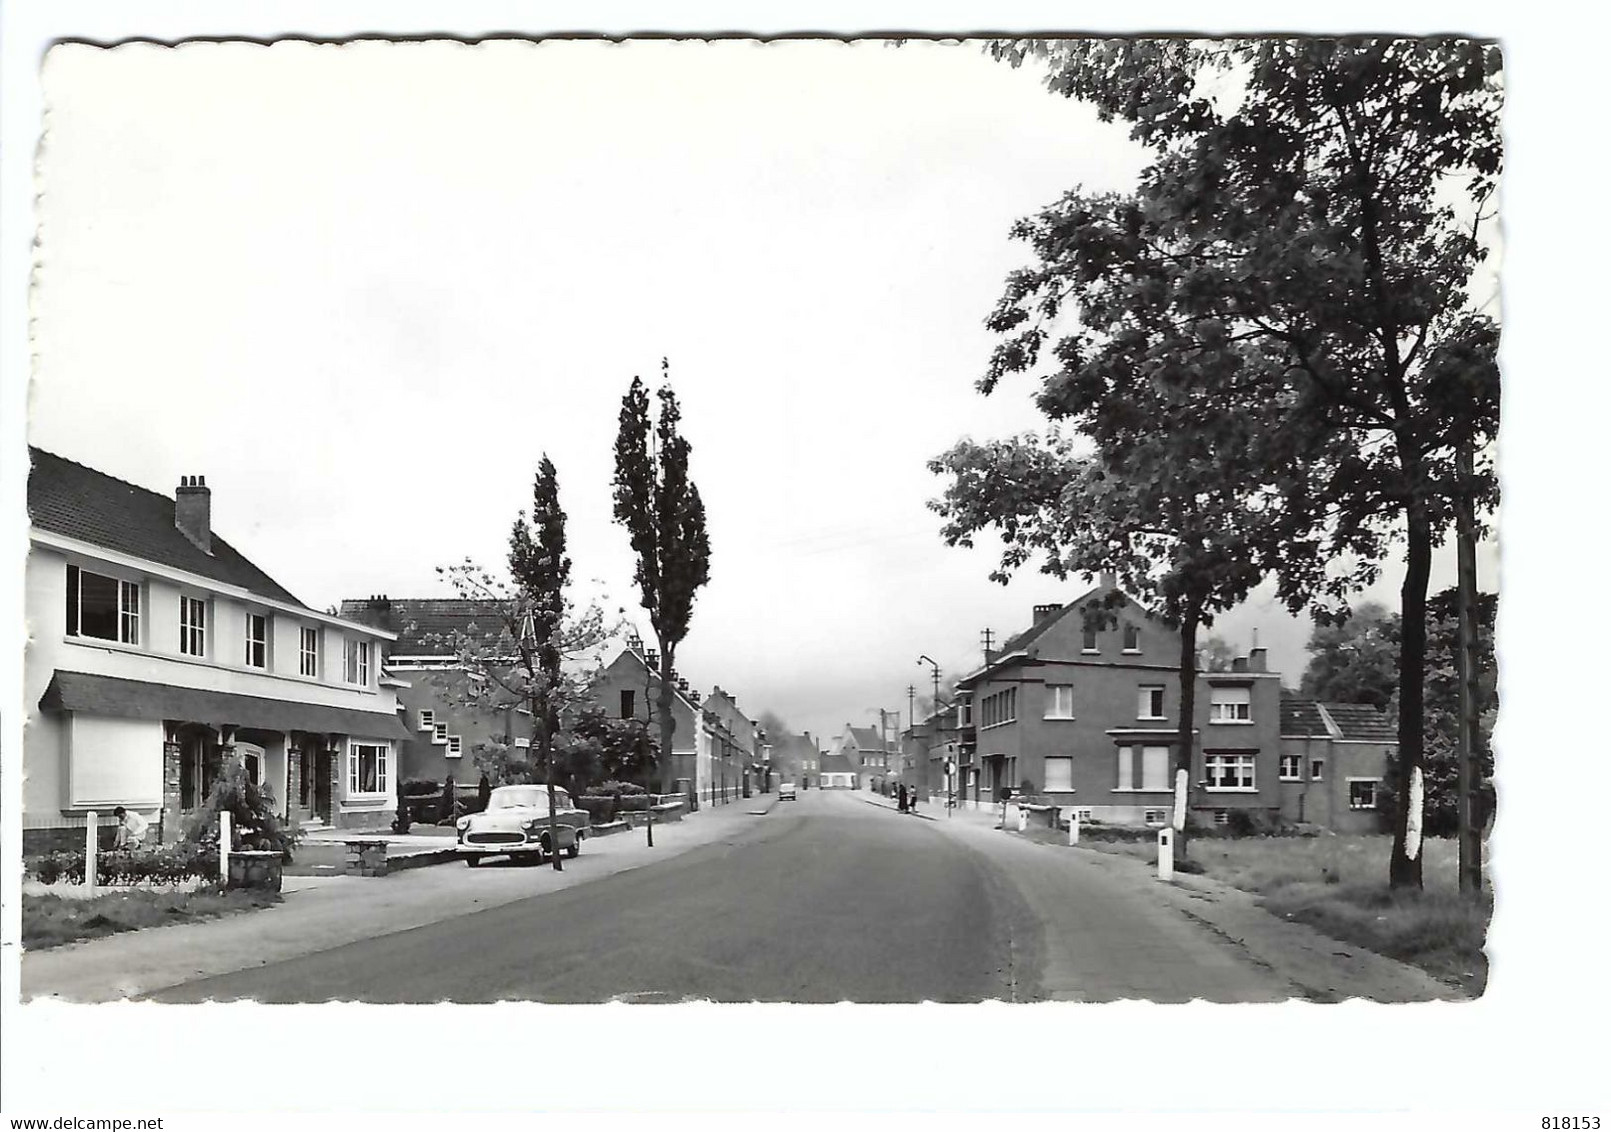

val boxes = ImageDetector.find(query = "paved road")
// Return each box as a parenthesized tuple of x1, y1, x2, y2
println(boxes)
(150, 790, 1302, 1003)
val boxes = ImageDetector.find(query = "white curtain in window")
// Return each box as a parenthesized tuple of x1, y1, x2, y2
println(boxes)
(1044, 757, 1073, 792)
(1141, 746, 1170, 791)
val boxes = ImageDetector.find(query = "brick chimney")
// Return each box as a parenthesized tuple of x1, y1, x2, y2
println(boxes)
(175, 475, 211, 554)
(1248, 646, 1269, 673)
(1099, 570, 1117, 588)
(1032, 603, 1061, 624)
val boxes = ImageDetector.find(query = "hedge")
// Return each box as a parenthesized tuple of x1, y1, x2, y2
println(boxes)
(30, 842, 220, 886)
(576, 796, 616, 824)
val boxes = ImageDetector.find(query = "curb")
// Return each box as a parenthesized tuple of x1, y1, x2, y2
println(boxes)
(386, 848, 459, 873)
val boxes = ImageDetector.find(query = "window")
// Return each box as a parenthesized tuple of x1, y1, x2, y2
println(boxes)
(65, 565, 140, 645)
(348, 742, 388, 795)
(1044, 756, 1073, 792)
(1213, 809, 1230, 827)
(1204, 752, 1257, 791)
(1279, 754, 1302, 781)
(344, 638, 371, 685)
(620, 689, 636, 718)
(1122, 624, 1141, 652)
(179, 596, 207, 656)
(1209, 686, 1252, 722)
(1044, 684, 1074, 719)
(980, 687, 1018, 728)
(1081, 626, 1099, 652)
(514, 737, 530, 750)
(418, 709, 435, 730)
(434, 722, 449, 742)
(245, 612, 268, 668)
(1144, 809, 1167, 825)
(299, 627, 319, 677)
(1141, 746, 1170, 791)
(1138, 685, 1165, 720)
(1076, 808, 1093, 821)
(1349, 779, 1380, 810)
(1311, 759, 1325, 781)
(446, 736, 462, 758)
(957, 698, 972, 727)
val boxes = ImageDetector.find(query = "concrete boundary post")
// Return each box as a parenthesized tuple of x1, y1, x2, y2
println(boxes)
(85, 811, 98, 897)
(1157, 826, 1174, 882)
(1067, 809, 1080, 846)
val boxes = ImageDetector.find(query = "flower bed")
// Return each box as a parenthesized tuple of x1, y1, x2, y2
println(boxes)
(27, 843, 219, 887)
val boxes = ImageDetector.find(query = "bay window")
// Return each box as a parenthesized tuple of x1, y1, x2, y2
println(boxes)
(65, 564, 140, 645)
(348, 741, 388, 795)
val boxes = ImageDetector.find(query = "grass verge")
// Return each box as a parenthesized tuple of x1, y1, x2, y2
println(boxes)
(23, 885, 282, 950)
(1060, 831, 1489, 993)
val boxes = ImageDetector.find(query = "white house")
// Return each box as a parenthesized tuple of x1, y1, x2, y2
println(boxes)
(23, 448, 409, 853)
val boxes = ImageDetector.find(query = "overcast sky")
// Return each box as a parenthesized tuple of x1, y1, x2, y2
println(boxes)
(32, 39, 1496, 743)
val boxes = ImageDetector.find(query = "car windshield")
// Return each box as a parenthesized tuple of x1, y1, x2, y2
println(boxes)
(487, 786, 570, 810)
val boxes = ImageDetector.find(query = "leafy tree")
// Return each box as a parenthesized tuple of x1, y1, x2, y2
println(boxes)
(613, 360, 712, 846)
(429, 458, 612, 871)
(985, 37, 1501, 889)
(568, 707, 659, 787)
(1299, 601, 1401, 709)
(1200, 636, 1237, 673)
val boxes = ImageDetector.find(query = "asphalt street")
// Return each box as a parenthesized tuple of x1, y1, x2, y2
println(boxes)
(150, 790, 1299, 1003)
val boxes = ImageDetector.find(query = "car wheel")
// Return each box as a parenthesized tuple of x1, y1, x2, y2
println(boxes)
(465, 855, 482, 868)
(565, 839, 580, 859)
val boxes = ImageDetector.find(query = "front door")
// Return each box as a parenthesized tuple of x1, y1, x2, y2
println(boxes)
(313, 749, 333, 822)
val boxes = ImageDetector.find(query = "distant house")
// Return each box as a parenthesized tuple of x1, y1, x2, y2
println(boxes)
(339, 596, 534, 791)
(703, 685, 763, 800)
(817, 752, 858, 789)
(901, 703, 959, 801)
(837, 724, 894, 790)
(24, 449, 407, 852)
(1278, 696, 1396, 833)
(953, 575, 1284, 828)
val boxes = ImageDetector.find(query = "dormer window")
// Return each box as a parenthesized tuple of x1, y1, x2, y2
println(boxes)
(1122, 624, 1141, 653)
(66, 565, 140, 645)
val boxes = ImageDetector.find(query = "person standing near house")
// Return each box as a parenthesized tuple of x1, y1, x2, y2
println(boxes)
(112, 806, 148, 850)
(897, 783, 908, 813)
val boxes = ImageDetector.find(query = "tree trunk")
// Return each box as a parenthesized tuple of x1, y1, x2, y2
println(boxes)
(1390, 489, 1432, 890)
(1175, 602, 1201, 861)
(651, 643, 677, 848)
(538, 687, 562, 872)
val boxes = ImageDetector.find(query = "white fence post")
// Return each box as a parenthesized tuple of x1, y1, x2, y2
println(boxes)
(1016, 805, 1027, 833)
(1157, 826, 1174, 882)
(84, 810, 98, 897)
(219, 810, 232, 886)
(1067, 809, 1080, 846)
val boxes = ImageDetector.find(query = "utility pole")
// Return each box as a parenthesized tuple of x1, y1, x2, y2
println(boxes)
(918, 655, 944, 808)
(1456, 440, 1484, 894)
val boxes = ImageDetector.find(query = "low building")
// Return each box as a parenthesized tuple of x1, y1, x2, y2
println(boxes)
(954, 575, 1284, 829)
(837, 724, 894, 791)
(1278, 696, 1396, 833)
(24, 449, 408, 852)
(817, 752, 858, 789)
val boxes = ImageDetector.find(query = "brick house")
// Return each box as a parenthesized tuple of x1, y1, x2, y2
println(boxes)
(338, 597, 535, 791)
(24, 449, 407, 852)
(1278, 696, 1395, 833)
(702, 686, 763, 800)
(837, 724, 893, 791)
(953, 577, 1285, 828)
(586, 645, 720, 800)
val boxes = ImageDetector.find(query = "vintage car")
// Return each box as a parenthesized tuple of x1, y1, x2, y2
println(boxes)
(778, 782, 798, 801)
(457, 784, 590, 867)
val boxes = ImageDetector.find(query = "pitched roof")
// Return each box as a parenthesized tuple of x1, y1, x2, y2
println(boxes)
(1280, 695, 1329, 736)
(28, 447, 304, 607)
(340, 597, 514, 654)
(1318, 702, 1398, 743)
(819, 752, 857, 775)
(995, 583, 1107, 657)
(846, 725, 885, 751)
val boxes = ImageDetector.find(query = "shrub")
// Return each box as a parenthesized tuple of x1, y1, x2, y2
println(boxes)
(183, 762, 302, 861)
(576, 796, 616, 824)
(616, 794, 651, 812)
(400, 780, 441, 796)
(594, 780, 646, 798)
(29, 842, 220, 886)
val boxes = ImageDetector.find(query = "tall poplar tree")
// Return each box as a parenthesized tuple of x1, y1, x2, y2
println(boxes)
(613, 360, 712, 846)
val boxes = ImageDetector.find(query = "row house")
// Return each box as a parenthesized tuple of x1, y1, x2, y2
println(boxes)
(339, 596, 535, 791)
(900, 703, 959, 801)
(953, 576, 1284, 829)
(24, 449, 407, 852)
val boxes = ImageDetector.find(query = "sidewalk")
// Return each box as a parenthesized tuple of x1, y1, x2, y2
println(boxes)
(22, 796, 775, 1002)
(857, 789, 1458, 1001)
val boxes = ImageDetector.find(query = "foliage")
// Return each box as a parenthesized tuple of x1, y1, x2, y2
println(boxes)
(400, 779, 443, 796)
(392, 775, 412, 834)
(29, 842, 220, 886)
(1200, 636, 1237, 672)
(182, 761, 302, 861)
(985, 37, 1502, 890)
(569, 709, 660, 786)
(612, 361, 712, 794)
(1300, 601, 1401, 709)
(592, 779, 648, 797)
